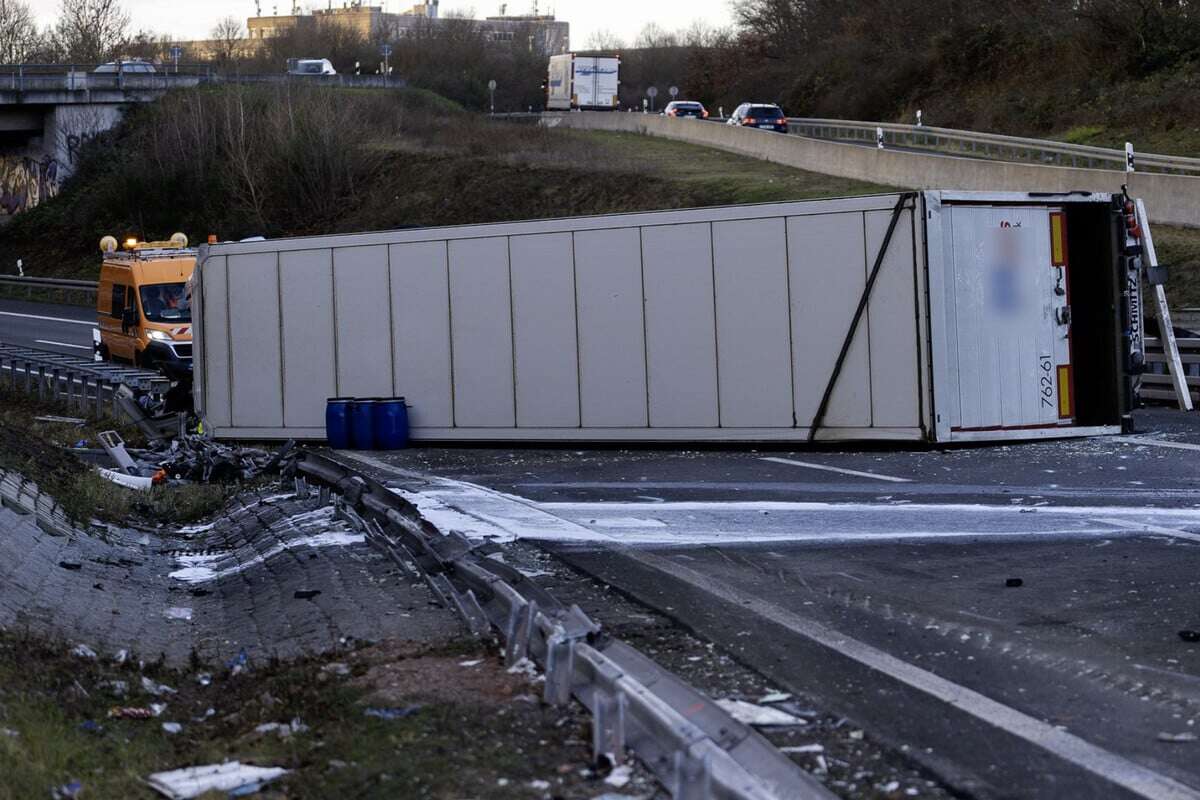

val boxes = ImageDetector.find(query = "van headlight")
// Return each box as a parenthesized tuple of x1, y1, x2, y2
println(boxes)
(146, 330, 172, 342)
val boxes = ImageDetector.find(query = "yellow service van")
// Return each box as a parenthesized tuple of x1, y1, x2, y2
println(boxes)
(96, 234, 195, 381)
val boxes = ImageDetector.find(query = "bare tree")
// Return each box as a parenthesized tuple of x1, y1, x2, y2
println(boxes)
(50, 0, 131, 63)
(585, 28, 625, 51)
(0, 0, 41, 63)
(211, 16, 243, 65)
(634, 22, 679, 50)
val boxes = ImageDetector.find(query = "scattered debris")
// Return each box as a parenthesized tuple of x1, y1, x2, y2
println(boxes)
(529, 779, 551, 790)
(101, 679, 129, 698)
(152, 436, 294, 483)
(849, 729, 865, 740)
(97, 467, 155, 491)
(108, 707, 157, 720)
(759, 691, 793, 704)
(507, 657, 540, 679)
(70, 643, 98, 659)
(162, 722, 183, 734)
(113, 649, 129, 664)
(145, 762, 289, 800)
(227, 648, 249, 675)
(59, 561, 83, 571)
(714, 699, 808, 727)
(779, 744, 825, 754)
(79, 720, 103, 735)
(255, 718, 310, 738)
(34, 415, 86, 425)
(196, 673, 212, 687)
(51, 780, 83, 799)
(1179, 630, 1200, 643)
(459, 659, 484, 667)
(321, 663, 350, 677)
(1157, 731, 1198, 743)
(0, 727, 18, 738)
(604, 765, 633, 788)
(364, 706, 421, 721)
(1005, 578, 1024, 588)
(142, 676, 177, 696)
(164, 607, 193, 622)
(293, 589, 321, 600)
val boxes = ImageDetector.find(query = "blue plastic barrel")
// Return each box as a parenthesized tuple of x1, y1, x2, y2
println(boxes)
(325, 397, 353, 449)
(372, 397, 409, 450)
(349, 398, 377, 450)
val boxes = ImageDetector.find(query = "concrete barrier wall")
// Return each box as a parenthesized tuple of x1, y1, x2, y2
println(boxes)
(545, 113, 1200, 228)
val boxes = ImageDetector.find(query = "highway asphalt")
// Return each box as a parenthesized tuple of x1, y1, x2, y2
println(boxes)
(0, 297, 95, 355)
(342, 410, 1200, 799)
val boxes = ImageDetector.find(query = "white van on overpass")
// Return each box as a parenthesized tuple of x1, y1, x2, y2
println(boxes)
(192, 190, 1146, 444)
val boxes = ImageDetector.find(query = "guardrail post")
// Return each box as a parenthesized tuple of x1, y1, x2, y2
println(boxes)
(592, 688, 627, 765)
(37, 366, 46, 400)
(672, 748, 712, 800)
(543, 630, 575, 706)
(505, 599, 537, 666)
(95, 380, 105, 418)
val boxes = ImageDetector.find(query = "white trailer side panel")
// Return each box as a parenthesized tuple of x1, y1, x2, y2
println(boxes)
(447, 237, 515, 428)
(280, 249, 336, 430)
(389, 241, 453, 429)
(573, 228, 649, 428)
(196, 194, 932, 442)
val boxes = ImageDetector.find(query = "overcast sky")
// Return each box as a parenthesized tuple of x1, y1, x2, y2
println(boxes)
(26, 1, 738, 48)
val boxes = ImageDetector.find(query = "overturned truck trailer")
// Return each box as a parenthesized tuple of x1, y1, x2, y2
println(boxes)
(193, 190, 1143, 444)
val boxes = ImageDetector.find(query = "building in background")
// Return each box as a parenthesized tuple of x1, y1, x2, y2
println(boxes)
(242, 3, 567, 53)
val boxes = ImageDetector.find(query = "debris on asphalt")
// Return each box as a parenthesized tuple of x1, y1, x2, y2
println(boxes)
(759, 691, 793, 704)
(714, 698, 808, 727)
(1157, 731, 1199, 743)
(145, 762, 289, 800)
(364, 706, 422, 721)
(1005, 578, 1024, 588)
(161, 722, 183, 734)
(142, 676, 177, 696)
(60, 561, 83, 572)
(507, 657, 540, 679)
(101, 679, 129, 698)
(164, 607, 193, 622)
(779, 743, 825, 754)
(528, 779, 551, 790)
(604, 765, 633, 788)
(459, 659, 484, 667)
(196, 673, 212, 687)
(108, 706, 157, 720)
(1179, 630, 1200, 643)
(849, 729, 865, 740)
(35, 415, 86, 425)
(97, 467, 156, 491)
(321, 663, 350, 677)
(293, 589, 321, 600)
(70, 643, 97, 659)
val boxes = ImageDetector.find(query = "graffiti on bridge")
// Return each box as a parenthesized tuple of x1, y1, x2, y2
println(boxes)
(0, 155, 61, 216)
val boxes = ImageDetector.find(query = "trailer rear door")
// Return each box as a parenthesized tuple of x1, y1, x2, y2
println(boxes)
(944, 205, 1074, 433)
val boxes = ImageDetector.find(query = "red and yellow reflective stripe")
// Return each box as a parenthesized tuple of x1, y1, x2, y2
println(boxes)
(1057, 365, 1073, 418)
(1049, 212, 1068, 267)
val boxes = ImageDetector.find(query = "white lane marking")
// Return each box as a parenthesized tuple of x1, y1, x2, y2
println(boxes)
(624, 548, 1200, 800)
(591, 516, 667, 529)
(761, 456, 912, 483)
(1110, 436, 1200, 452)
(35, 339, 91, 350)
(537, 499, 1200, 520)
(0, 310, 94, 326)
(1091, 517, 1200, 545)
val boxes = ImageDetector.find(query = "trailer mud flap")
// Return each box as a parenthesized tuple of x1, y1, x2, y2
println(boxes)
(808, 192, 918, 442)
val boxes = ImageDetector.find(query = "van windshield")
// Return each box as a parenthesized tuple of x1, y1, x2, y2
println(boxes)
(139, 283, 190, 323)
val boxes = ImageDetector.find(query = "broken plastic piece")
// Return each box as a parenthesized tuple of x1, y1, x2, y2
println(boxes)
(364, 706, 421, 721)
(1005, 578, 1024, 588)
(714, 699, 808, 727)
(162, 722, 183, 734)
(145, 762, 288, 800)
(70, 643, 97, 659)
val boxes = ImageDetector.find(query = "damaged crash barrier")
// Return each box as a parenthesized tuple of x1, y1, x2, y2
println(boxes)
(94, 430, 296, 489)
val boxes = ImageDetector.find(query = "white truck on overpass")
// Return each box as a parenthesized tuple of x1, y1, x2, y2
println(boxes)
(546, 53, 620, 111)
(191, 189, 1158, 444)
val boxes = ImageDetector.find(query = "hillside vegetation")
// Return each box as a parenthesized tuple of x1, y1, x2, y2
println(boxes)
(0, 84, 887, 282)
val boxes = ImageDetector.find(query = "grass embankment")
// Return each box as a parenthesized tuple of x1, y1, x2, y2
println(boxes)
(0, 85, 886, 286)
(0, 387, 242, 526)
(0, 632, 611, 799)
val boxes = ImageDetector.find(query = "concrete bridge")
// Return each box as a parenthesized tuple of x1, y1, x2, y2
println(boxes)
(0, 65, 400, 222)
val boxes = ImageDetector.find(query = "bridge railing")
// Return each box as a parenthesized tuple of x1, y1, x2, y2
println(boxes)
(0, 64, 407, 92)
(0, 63, 213, 93)
(787, 117, 1200, 176)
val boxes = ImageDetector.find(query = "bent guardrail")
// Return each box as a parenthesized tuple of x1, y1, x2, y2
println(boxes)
(292, 450, 834, 800)
(788, 118, 1200, 176)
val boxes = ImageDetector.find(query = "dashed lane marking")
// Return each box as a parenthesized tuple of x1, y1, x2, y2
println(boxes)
(1091, 517, 1200, 545)
(761, 456, 912, 483)
(35, 339, 91, 350)
(1109, 436, 1200, 453)
(0, 311, 94, 326)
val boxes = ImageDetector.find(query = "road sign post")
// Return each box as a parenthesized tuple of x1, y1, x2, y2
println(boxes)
(876, 126, 885, 149)
(380, 44, 392, 85)
(1126, 142, 1136, 173)
(488, 79, 497, 115)
(169, 46, 183, 74)
(646, 85, 658, 112)
(668, 85, 678, 100)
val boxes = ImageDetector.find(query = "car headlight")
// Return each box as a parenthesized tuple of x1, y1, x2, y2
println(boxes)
(146, 330, 172, 342)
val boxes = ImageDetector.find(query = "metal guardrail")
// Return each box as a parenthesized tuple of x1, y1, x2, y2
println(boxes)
(292, 451, 832, 800)
(0, 64, 406, 93)
(787, 118, 1200, 176)
(1141, 335, 1200, 403)
(0, 276, 98, 306)
(0, 343, 170, 418)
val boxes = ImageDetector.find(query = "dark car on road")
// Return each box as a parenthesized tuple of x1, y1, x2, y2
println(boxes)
(662, 100, 709, 119)
(727, 103, 788, 132)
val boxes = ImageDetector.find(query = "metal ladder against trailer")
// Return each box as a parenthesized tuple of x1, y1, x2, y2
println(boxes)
(1135, 200, 1195, 412)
